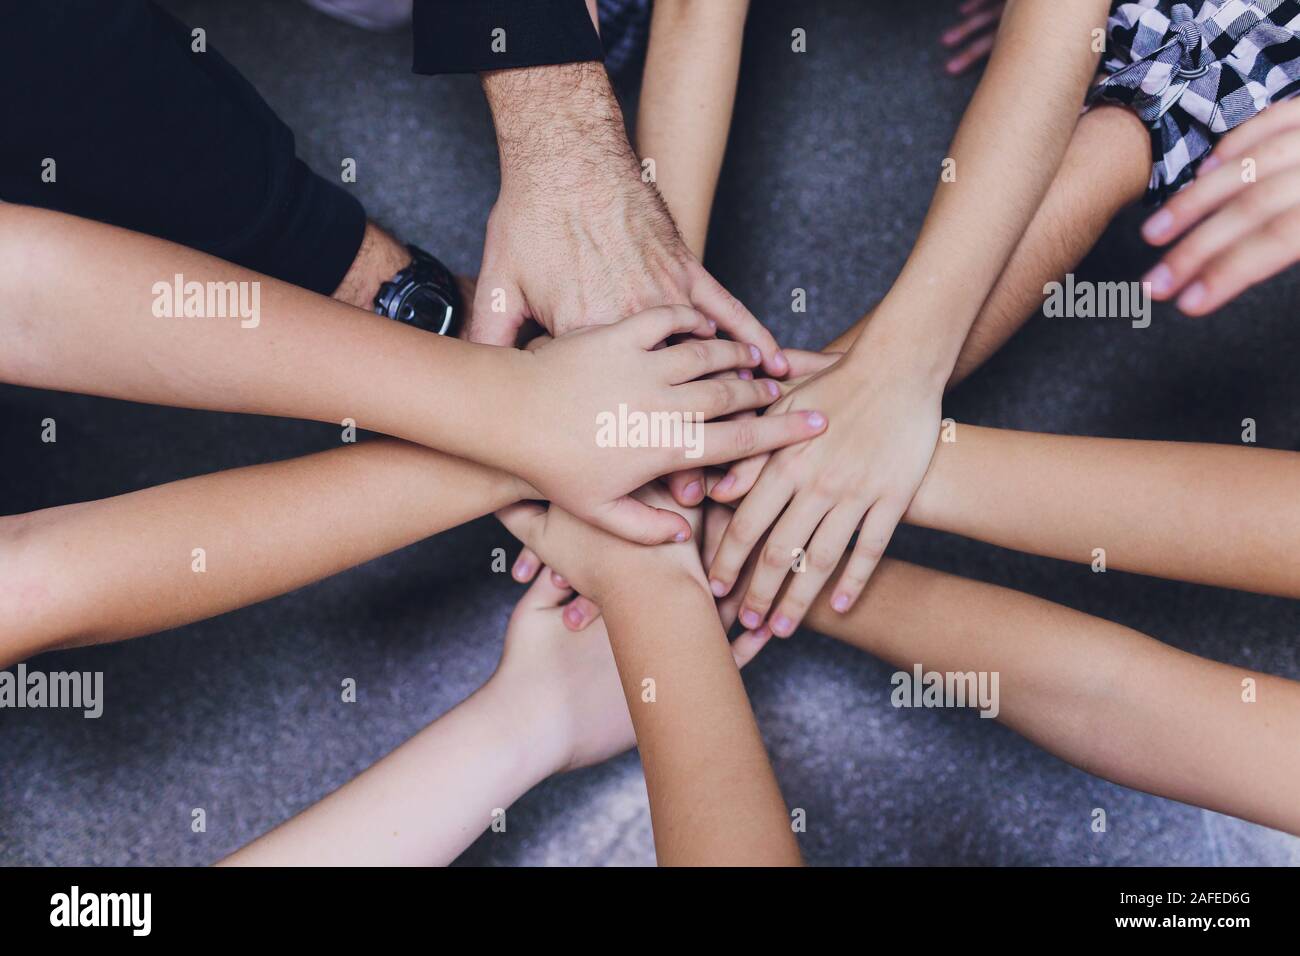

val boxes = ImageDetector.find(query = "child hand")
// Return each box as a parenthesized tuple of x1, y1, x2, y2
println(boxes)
(511, 307, 828, 545)
(496, 484, 710, 605)
(491, 566, 773, 774)
(706, 354, 941, 637)
(1141, 97, 1300, 315)
(940, 0, 1005, 76)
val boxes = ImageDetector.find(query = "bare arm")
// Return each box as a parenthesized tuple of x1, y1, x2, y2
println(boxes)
(0, 440, 523, 666)
(498, 491, 801, 865)
(803, 558, 1300, 836)
(909, 425, 1300, 599)
(635, 0, 751, 256)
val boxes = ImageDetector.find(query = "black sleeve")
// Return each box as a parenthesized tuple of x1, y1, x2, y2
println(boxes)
(412, 0, 604, 75)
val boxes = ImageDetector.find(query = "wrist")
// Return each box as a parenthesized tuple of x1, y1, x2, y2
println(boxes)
(484, 63, 633, 183)
(597, 559, 709, 609)
(842, 303, 954, 391)
(473, 675, 569, 782)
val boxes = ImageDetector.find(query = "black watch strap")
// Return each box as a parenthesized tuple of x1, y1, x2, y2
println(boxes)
(373, 244, 462, 336)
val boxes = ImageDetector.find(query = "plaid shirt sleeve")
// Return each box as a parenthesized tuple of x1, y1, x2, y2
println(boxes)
(412, 0, 605, 75)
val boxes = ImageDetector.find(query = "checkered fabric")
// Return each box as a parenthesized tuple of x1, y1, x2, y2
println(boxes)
(597, 0, 652, 79)
(1092, 0, 1300, 204)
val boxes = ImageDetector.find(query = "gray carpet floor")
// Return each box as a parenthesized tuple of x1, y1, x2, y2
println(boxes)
(2, 0, 1298, 867)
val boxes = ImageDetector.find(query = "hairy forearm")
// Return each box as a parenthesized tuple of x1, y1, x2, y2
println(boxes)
(1, 439, 522, 662)
(219, 678, 559, 866)
(908, 425, 1300, 598)
(601, 566, 801, 865)
(0, 205, 523, 468)
(804, 558, 1300, 836)
(635, 0, 750, 255)
(854, 0, 1108, 382)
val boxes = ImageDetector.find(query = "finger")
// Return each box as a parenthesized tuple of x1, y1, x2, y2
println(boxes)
(691, 411, 828, 469)
(941, 6, 1001, 47)
(592, 494, 693, 545)
(706, 465, 795, 600)
(562, 595, 602, 631)
(1173, 204, 1300, 315)
(520, 565, 574, 609)
(946, 33, 996, 75)
(767, 504, 861, 638)
(661, 338, 762, 384)
(709, 451, 770, 503)
(830, 497, 908, 614)
(782, 348, 842, 378)
(736, 493, 831, 632)
(468, 278, 526, 346)
(667, 468, 706, 506)
(686, 265, 789, 377)
(701, 499, 734, 568)
(676, 376, 781, 420)
(496, 502, 547, 550)
(1205, 97, 1300, 165)
(730, 625, 773, 668)
(512, 546, 543, 583)
(1148, 170, 1300, 301)
(1143, 128, 1300, 249)
(718, 546, 761, 630)
(625, 304, 713, 349)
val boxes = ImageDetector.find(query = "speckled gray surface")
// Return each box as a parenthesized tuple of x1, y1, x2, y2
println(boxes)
(2, 0, 1298, 867)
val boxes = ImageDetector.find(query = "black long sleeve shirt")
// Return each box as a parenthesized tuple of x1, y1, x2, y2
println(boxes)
(413, 0, 605, 74)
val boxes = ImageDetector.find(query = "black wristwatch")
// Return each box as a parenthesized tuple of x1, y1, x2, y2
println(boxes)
(373, 244, 462, 337)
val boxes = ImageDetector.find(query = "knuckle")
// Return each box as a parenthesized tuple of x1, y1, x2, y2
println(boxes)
(807, 546, 840, 575)
(730, 420, 759, 457)
(763, 539, 791, 570)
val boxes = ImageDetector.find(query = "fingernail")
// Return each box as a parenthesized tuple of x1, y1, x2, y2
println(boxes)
(713, 474, 736, 495)
(738, 368, 753, 380)
(749, 345, 762, 364)
(1199, 153, 1222, 173)
(1178, 281, 1208, 313)
(831, 593, 851, 613)
(551, 571, 568, 588)
(772, 615, 793, 636)
(765, 379, 780, 398)
(512, 561, 533, 581)
(564, 605, 584, 627)
(773, 351, 790, 375)
(1144, 263, 1175, 297)
(710, 578, 729, 597)
(805, 411, 827, 429)
(674, 530, 688, 543)
(740, 609, 762, 629)
(706, 318, 718, 333)
(752, 625, 772, 641)
(683, 480, 702, 502)
(1142, 210, 1175, 243)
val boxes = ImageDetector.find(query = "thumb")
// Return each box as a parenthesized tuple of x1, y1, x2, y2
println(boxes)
(495, 502, 547, 549)
(592, 495, 692, 545)
(468, 278, 527, 346)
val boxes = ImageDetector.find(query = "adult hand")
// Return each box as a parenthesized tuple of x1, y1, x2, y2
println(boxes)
(1142, 98, 1300, 315)
(467, 63, 788, 378)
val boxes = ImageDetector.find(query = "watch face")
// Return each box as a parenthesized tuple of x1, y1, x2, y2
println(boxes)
(392, 284, 455, 336)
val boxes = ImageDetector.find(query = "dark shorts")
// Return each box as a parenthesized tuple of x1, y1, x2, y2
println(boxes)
(0, 1, 365, 295)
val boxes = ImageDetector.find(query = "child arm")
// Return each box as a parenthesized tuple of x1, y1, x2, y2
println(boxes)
(634, 0, 751, 256)
(802, 557, 1300, 836)
(0, 440, 524, 666)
